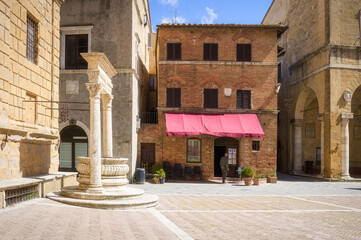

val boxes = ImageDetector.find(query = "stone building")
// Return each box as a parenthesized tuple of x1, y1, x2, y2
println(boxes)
(138, 24, 287, 179)
(263, 0, 361, 178)
(0, 0, 77, 208)
(58, 0, 154, 179)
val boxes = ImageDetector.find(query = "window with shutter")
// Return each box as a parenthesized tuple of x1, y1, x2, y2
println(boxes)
(236, 44, 251, 62)
(166, 88, 181, 107)
(65, 34, 88, 69)
(236, 90, 251, 109)
(204, 43, 218, 61)
(204, 89, 218, 108)
(167, 43, 182, 60)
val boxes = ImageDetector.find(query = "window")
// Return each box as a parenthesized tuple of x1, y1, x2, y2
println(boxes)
(204, 89, 218, 108)
(236, 90, 251, 109)
(187, 139, 201, 163)
(236, 44, 251, 62)
(167, 43, 181, 60)
(204, 43, 218, 61)
(65, 35, 88, 69)
(252, 140, 260, 151)
(26, 15, 38, 64)
(166, 88, 181, 108)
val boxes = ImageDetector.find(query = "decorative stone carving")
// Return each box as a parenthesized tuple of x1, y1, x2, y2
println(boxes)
(224, 88, 232, 97)
(343, 89, 352, 102)
(86, 83, 102, 99)
(101, 94, 113, 108)
(66, 80, 79, 94)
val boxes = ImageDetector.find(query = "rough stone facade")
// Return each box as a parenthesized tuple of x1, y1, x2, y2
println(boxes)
(59, 0, 154, 179)
(138, 24, 284, 179)
(0, 0, 63, 181)
(263, 0, 361, 178)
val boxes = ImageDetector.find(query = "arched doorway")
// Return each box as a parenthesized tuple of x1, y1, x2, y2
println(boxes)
(214, 137, 238, 177)
(59, 125, 88, 172)
(350, 86, 361, 177)
(294, 88, 321, 175)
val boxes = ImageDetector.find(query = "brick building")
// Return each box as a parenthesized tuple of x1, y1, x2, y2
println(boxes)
(138, 24, 287, 179)
(263, 0, 361, 179)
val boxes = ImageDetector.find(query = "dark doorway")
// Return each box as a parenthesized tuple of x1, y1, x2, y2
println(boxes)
(214, 146, 226, 177)
(59, 125, 88, 172)
(141, 143, 155, 173)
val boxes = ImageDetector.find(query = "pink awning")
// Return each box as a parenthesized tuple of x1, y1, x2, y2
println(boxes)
(165, 113, 265, 138)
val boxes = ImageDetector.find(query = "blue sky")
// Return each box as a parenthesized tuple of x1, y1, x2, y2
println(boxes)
(149, 0, 273, 31)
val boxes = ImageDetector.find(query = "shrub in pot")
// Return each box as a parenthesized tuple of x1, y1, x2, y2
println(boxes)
(254, 174, 267, 185)
(157, 169, 166, 184)
(267, 172, 277, 183)
(241, 167, 255, 186)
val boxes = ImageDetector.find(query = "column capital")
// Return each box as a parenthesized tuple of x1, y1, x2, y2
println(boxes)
(86, 83, 102, 99)
(341, 112, 353, 125)
(316, 114, 324, 122)
(292, 119, 303, 127)
(101, 94, 113, 108)
(87, 70, 100, 83)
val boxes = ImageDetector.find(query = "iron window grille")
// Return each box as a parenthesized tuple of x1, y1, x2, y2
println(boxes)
(252, 140, 260, 151)
(5, 185, 39, 207)
(26, 15, 38, 64)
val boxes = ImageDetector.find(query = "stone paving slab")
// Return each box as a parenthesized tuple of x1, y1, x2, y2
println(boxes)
(156, 195, 347, 211)
(0, 198, 177, 240)
(299, 196, 361, 210)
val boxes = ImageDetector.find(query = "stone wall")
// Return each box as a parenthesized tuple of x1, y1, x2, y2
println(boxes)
(0, 0, 62, 181)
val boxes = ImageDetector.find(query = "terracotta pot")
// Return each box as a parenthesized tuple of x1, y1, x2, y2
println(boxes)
(244, 177, 253, 186)
(267, 177, 277, 183)
(254, 178, 267, 185)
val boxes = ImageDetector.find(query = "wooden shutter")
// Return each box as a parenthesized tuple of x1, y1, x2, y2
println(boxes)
(174, 88, 181, 107)
(167, 43, 174, 60)
(204, 89, 218, 108)
(167, 88, 181, 107)
(237, 90, 251, 109)
(237, 44, 251, 62)
(203, 44, 210, 60)
(175, 43, 181, 60)
(212, 44, 218, 61)
(244, 44, 251, 61)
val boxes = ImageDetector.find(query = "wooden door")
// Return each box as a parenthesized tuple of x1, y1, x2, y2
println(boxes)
(141, 143, 155, 173)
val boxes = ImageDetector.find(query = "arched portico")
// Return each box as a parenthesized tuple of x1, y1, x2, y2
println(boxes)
(293, 88, 322, 175)
(350, 85, 361, 177)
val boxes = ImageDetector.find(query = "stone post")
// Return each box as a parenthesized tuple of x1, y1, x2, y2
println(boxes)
(293, 119, 303, 173)
(341, 112, 353, 180)
(102, 94, 113, 158)
(317, 114, 324, 177)
(86, 82, 104, 193)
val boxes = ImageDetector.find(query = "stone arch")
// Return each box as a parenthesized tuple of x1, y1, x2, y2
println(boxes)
(294, 87, 319, 120)
(199, 32, 222, 42)
(60, 120, 90, 142)
(232, 31, 255, 43)
(232, 77, 256, 89)
(200, 78, 223, 88)
(350, 84, 361, 177)
(165, 76, 186, 87)
(162, 33, 184, 42)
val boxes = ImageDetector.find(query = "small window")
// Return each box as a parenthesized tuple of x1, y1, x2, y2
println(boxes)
(252, 140, 260, 151)
(26, 15, 38, 64)
(236, 90, 251, 109)
(236, 44, 251, 62)
(167, 43, 181, 60)
(204, 43, 218, 61)
(166, 88, 181, 108)
(150, 76, 155, 90)
(204, 89, 218, 108)
(65, 35, 88, 69)
(187, 139, 201, 163)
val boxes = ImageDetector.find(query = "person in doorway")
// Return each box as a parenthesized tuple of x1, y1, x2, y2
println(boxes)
(220, 152, 229, 183)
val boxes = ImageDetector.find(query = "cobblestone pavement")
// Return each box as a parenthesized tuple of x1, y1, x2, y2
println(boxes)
(0, 174, 361, 240)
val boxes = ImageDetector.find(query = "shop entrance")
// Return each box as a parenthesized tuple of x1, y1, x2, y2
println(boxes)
(214, 137, 239, 177)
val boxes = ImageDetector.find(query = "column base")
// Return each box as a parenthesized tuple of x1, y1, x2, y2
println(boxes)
(86, 187, 105, 194)
(340, 174, 353, 180)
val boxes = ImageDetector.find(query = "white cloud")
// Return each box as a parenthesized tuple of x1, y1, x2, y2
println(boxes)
(159, 0, 179, 6)
(161, 16, 186, 24)
(201, 7, 218, 24)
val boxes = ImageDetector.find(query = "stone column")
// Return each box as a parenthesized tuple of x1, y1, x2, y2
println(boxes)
(317, 115, 324, 177)
(293, 119, 303, 173)
(341, 112, 353, 180)
(102, 94, 113, 158)
(86, 83, 104, 193)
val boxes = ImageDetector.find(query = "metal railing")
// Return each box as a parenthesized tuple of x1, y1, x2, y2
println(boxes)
(141, 111, 158, 124)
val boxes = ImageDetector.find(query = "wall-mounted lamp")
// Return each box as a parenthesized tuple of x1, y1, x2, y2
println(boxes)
(275, 83, 282, 94)
(1, 134, 8, 151)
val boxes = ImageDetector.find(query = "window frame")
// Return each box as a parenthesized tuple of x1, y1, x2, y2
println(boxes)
(236, 44, 252, 62)
(167, 43, 182, 61)
(65, 34, 89, 70)
(187, 139, 202, 163)
(166, 88, 181, 108)
(204, 88, 218, 109)
(26, 14, 38, 64)
(252, 140, 260, 152)
(203, 43, 218, 61)
(236, 90, 251, 109)
(60, 26, 93, 70)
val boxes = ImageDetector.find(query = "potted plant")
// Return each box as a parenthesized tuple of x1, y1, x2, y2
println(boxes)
(151, 164, 162, 184)
(253, 174, 267, 185)
(158, 169, 166, 184)
(241, 167, 255, 186)
(267, 172, 277, 183)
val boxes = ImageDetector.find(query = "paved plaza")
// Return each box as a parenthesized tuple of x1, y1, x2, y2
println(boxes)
(0, 174, 361, 240)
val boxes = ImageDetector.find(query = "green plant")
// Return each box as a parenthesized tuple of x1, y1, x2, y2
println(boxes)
(255, 174, 265, 179)
(241, 167, 255, 178)
(269, 172, 277, 177)
(157, 169, 166, 178)
(151, 164, 163, 174)
(153, 176, 159, 181)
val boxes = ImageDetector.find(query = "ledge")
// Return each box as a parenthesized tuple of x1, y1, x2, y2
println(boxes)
(159, 61, 278, 66)
(60, 70, 89, 74)
(157, 107, 279, 114)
